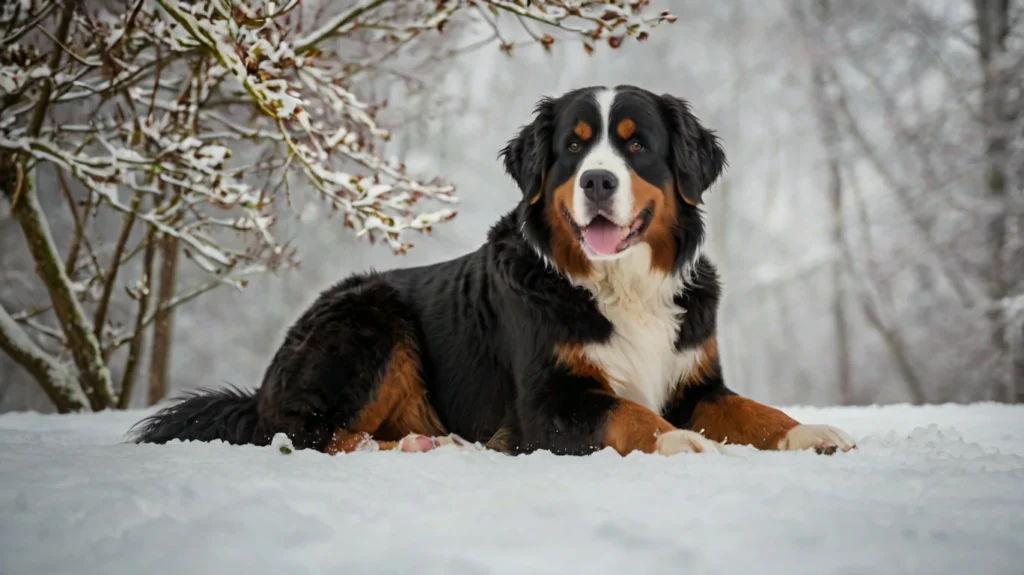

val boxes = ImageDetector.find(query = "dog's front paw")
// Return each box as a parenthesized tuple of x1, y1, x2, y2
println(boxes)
(397, 433, 481, 452)
(778, 424, 856, 454)
(655, 429, 722, 455)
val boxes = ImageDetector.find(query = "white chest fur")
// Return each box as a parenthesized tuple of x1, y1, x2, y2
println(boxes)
(576, 245, 700, 413)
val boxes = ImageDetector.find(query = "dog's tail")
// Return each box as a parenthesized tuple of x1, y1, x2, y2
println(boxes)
(129, 385, 260, 445)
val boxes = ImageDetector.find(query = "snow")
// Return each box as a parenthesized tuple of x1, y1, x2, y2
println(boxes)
(1, 403, 1023, 575)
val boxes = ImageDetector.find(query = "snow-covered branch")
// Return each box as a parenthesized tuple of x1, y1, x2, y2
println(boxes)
(0, 282, 90, 413)
(1, 0, 675, 411)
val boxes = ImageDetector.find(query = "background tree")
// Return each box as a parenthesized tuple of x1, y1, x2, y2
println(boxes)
(0, 0, 675, 412)
(4, 0, 1021, 414)
(794, 0, 1024, 403)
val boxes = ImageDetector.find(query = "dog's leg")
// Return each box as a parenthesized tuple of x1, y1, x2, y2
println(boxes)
(664, 336, 856, 454)
(325, 431, 479, 454)
(603, 398, 722, 455)
(253, 276, 446, 452)
(517, 365, 720, 456)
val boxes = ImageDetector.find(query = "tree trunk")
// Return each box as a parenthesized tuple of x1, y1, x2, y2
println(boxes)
(0, 0, 114, 411)
(802, 0, 853, 404)
(147, 235, 179, 406)
(1016, 321, 1024, 403)
(973, 0, 1021, 402)
(118, 227, 158, 409)
(1, 162, 115, 411)
(828, 165, 853, 404)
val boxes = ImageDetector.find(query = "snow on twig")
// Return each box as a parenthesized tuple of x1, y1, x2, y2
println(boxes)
(1, 0, 675, 409)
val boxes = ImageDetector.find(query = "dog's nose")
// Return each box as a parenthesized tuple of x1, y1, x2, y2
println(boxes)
(580, 169, 618, 204)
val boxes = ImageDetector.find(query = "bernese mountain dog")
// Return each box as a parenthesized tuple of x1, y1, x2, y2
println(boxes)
(132, 85, 856, 457)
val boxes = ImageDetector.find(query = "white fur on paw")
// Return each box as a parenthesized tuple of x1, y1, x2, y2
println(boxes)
(655, 430, 722, 455)
(778, 424, 856, 454)
(397, 433, 483, 453)
(430, 434, 483, 452)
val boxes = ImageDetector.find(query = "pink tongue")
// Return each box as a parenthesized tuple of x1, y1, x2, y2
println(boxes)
(583, 217, 622, 255)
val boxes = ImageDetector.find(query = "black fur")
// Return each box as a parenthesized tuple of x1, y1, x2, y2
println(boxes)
(501, 93, 557, 201)
(132, 85, 738, 455)
(131, 385, 259, 445)
(252, 275, 422, 448)
(658, 93, 727, 206)
(674, 256, 722, 350)
(662, 361, 736, 431)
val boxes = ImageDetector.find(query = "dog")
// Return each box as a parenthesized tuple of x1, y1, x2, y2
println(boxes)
(132, 85, 856, 457)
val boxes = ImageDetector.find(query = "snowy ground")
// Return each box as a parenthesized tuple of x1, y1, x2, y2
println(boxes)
(1, 404, 1022, 575)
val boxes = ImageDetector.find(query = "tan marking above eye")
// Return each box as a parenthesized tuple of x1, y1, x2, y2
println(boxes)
(574, 121, 593, 141)
(616, 118, 636, 140)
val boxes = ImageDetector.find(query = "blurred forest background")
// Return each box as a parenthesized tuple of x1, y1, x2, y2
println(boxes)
(2, 0, 1022, 412)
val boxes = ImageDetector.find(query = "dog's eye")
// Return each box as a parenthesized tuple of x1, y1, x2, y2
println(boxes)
(627, 140, 644, 153)
(567, 141, 582, 153)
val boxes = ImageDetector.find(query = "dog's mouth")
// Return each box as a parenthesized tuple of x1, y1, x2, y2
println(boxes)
(564, 203, 653, 256)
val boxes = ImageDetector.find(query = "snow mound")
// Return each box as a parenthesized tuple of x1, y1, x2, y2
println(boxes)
(1, 403, 1023, 575)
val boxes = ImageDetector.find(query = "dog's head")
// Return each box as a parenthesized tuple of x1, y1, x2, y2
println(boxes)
(501, 85, 725, 279)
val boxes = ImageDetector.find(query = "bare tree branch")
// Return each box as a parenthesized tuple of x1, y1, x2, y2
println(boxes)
(117, 225, 157, 409)
(3, 168, 116, 410)
(92, 191, 143, 341)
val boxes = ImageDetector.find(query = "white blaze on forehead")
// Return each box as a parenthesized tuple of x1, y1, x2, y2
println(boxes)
(572, 88, 633, 228)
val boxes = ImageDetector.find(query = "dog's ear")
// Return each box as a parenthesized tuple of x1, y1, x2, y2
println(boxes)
(659, 94, 726, 206)
(500, 97, 554, 204)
